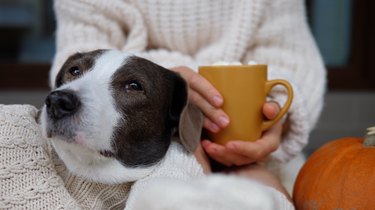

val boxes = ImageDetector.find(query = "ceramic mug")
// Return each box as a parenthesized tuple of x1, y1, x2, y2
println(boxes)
(199, 65, 293, 145)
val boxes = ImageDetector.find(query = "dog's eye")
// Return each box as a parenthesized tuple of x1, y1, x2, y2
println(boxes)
(69, 66, 81, 76)
(125, 80, 143, 92)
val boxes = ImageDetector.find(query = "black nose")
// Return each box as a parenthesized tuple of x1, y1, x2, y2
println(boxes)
(45, 90, 81, 120)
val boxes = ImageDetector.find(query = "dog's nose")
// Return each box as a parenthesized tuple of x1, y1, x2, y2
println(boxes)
(45, 90, 81, 119)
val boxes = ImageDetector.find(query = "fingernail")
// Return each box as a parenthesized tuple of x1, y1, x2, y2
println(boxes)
(213, 95, 223, 106)
(219, 116, 229, 127)
(269, 103, 280, 118)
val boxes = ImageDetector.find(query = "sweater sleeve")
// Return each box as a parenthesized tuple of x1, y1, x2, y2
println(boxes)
(243, 0, 326, 162)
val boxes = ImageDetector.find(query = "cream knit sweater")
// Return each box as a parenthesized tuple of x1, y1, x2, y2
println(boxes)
(0, 105, 130, 209)
(51, 0, 326, 164)
(1, 105, 294, 209)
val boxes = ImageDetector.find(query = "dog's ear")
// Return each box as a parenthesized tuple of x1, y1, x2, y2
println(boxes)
(178, 102, 203, 153)
(168, 72, 203, 153)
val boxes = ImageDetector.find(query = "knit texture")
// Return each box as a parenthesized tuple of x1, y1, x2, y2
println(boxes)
(0, 105, 80, 209)
(52, 0, 326, 163)
(53, 152, 131, 210)
(0, 105, 133, 210)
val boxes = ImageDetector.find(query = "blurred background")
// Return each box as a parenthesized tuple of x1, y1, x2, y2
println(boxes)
(0, 0, 374, 156)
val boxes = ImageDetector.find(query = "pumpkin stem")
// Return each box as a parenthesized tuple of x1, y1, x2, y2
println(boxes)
(364, 126, 375, 147)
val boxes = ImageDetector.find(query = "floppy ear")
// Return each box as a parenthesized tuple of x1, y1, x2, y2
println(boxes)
(168, 72, 203, 153)
(178, 102, 203, 153)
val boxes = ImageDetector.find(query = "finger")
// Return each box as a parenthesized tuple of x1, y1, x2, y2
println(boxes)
(201, 140, 232, 166)
(227, 123, 282, 160)
(189, 90, 229, 128)
(201, 140, 253, 166)
(187, 71, 223, 107)
(194, 144, 211, 174)
(263, 102, 280, 120)
(203, 118, 220, 133)
(226, 122, 283, 161)
(171, 66, 223, 107)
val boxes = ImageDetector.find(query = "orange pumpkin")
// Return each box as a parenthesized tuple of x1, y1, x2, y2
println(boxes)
(293, 128, 375, 210)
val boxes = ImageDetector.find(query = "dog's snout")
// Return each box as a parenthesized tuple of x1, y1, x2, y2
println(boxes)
(45, 90, 81, 120)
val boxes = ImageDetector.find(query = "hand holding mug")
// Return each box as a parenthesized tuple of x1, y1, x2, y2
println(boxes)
(198, 64, 293, 166)
(201, 102, 283, 166)
(199, 64, 293, 145)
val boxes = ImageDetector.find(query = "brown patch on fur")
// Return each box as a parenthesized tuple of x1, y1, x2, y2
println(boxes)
(55, 50, 105, 87)
(110, 56, 188, 166)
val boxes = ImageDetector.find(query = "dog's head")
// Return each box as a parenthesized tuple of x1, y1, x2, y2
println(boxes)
(41, 50, 202, 184)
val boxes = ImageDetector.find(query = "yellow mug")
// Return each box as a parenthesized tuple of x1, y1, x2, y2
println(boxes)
(199, 65, 293, 145)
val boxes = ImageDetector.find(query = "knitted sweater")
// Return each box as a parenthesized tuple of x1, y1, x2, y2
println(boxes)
(51, 0, 326, 163)
(0, 105, 294, 209)
(0, 105, 130, 209)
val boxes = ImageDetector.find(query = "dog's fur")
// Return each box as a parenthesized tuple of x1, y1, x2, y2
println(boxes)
(41, 49, 201, 184)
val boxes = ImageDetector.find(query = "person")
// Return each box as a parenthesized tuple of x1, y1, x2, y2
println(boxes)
(48, 0, 325, 208)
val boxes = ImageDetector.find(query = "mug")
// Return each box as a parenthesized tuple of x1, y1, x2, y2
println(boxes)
(199, 65, 293, 145)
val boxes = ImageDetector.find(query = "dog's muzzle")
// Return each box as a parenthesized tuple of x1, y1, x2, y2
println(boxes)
(45, 90, 81, 120)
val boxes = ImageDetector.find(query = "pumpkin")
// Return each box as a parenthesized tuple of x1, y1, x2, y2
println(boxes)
(293, 126, 375, 210)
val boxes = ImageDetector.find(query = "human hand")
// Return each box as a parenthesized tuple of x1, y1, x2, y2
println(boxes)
(201, 102, 283, 166)
(170, 66, 230, 132)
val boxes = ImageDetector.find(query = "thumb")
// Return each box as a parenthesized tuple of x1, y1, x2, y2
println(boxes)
(263, 102, 280, 120)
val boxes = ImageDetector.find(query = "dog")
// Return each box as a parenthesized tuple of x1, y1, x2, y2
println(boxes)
(40, 49, 203, 184)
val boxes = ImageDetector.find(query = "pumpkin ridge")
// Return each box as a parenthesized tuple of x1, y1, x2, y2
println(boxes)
(337, 142, 362, 208)
(357, 142, 375, 208)
(322, 139, 359, 208)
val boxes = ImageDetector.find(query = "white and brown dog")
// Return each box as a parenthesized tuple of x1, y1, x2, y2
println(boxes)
(40, 49, 203, 184)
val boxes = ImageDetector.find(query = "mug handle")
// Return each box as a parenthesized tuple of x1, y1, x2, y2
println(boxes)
(261, 79, 294, 131)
